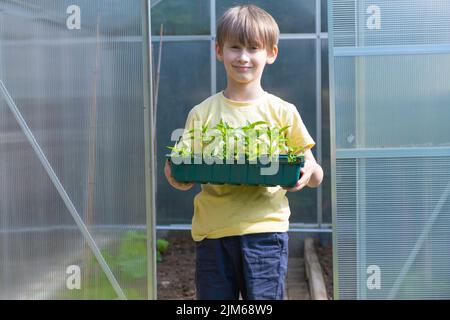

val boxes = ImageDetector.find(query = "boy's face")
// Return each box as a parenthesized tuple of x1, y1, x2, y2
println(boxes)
(216, 40, 278, 87)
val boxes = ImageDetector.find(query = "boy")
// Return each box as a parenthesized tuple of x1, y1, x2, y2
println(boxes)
(164, 5, 323, 300)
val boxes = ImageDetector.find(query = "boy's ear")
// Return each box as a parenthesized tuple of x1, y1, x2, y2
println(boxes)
(215, 42, 224, 62)
(266, 45, 278, 65)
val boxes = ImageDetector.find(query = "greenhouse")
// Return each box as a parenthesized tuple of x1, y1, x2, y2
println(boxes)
(0, 0, 449, 300)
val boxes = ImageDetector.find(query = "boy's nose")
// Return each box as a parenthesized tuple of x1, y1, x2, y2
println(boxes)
(237, 52, 250, 63)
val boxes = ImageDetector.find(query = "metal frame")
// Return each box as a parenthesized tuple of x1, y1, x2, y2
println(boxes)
(156, 223, 332, 233)
(334, 44, 450, 56)
(142, 0, 157, 300)
(337, 147, 450, 159)
(327, 0, 340, 300)
(316, 0, 323, 227)
(210, 0, 217, 95)
(354, 0, 366, 298)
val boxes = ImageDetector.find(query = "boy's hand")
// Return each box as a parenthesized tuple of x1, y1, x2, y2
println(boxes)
(283, 159, 316, 192)
(164, 159, 194, 191)
(282, 149, 323, 192)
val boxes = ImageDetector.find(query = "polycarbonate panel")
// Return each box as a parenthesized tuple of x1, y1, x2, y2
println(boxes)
(330, 0, 450, 299)
(335, 158, 357, 299)
(335, 54, 450, 149)
(336, 157, 450, 299)
(356, 0, 450, 47)
(1, 1, 149, 299)
(154, 40, 211, 225)
(321, 0, 328, 32)
(331, 0, 356, 47)
(151, 0, 210, 35)
(217, 0, 316, 34)
(333, 0, 450, 47)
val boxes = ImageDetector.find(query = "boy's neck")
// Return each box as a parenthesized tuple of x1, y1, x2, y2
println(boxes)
(222, 84, 266, 102)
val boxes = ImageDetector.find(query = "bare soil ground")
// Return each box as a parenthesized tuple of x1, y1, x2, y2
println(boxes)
(316, 243, 333, 299)
(157, 236, 196, 300)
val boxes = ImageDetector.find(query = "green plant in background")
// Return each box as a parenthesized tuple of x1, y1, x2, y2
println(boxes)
(62, 231, 170, 300)
(116, 231, 148, 280)
(157, 238, 169, 263)
(168, 119, 304, 163)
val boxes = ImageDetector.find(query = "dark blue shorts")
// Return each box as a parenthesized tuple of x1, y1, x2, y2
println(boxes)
(195, 232, 288, 300)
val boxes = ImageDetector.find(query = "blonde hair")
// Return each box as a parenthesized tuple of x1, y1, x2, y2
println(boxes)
(216, 5, 279, 50)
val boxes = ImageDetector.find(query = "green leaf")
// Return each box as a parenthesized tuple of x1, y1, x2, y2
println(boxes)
(157, 239, 169, 253)
(157, 250, 162, 263)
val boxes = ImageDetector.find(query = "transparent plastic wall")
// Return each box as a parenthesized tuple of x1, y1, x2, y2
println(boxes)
(330, 0, 450, 299)
(0, 1, 153, 299)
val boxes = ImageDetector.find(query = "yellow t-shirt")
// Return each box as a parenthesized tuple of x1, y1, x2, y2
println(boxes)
(177, 91, 315, 241)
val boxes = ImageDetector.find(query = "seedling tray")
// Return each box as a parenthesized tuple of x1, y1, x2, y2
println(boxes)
(168, 155, 304, 187)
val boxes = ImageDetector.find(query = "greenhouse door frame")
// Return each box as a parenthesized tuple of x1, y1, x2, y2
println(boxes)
(143, 0, 157, 300)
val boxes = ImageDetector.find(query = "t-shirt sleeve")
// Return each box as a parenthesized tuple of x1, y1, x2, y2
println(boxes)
(285, 104, 315, 153)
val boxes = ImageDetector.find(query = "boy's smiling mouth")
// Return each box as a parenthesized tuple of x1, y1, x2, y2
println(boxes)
(233, 66, 253, 71)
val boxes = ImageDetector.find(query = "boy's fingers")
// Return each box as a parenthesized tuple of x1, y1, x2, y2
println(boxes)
(175, 182, 194, 190)
(283, 167, 311, 192)
(164, 159, 193, 190)
(164, 160, 171, 175)
(297, 167, 311, 187)
(283, 180, 301, 192)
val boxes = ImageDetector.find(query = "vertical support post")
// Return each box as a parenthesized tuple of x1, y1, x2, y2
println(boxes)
(355, 0, 367, 299)
(327, 0, 340, 300)
(142, 0, 157, 300)
(210, 0, 217, 95)
(316, 0, 323, 228)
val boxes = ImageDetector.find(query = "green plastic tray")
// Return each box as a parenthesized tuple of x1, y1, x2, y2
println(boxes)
(168, 155, 304, 187)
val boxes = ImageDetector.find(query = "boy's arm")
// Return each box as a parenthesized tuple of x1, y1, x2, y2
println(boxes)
(283, 149, 323, 192)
